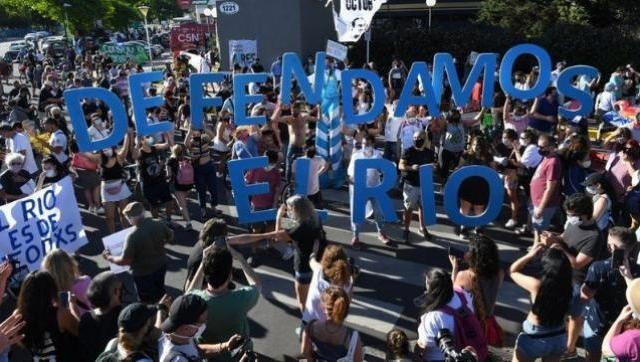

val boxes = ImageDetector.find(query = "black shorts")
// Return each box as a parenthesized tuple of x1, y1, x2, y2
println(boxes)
(173, 182, 193, 192)
(142, 181, 172, 206)
(133, 265, 167, 304)
(308, 191, 324, 209)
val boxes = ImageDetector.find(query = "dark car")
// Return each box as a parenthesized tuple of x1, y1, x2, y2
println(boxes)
(2, 50, 20, 63)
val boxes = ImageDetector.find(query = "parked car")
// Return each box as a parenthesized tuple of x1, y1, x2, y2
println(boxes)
(9, 41, 27, 50)
(42, 40, 69, 59)
(3, 50, 21, 63)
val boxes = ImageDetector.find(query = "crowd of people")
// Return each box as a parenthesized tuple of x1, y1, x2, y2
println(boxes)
(1, 33, 640, 362)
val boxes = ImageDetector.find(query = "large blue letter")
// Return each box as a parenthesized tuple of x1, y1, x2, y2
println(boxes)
(228, 157, 276, 224)
(64, 88, 127, 152)
(190, 73, 224, 129)
(443, 166, 503, 227)
(394, 62, 441, 118)
(233, 73, 268, 126)
(341, 69, 385, 125)
(419, 164, 437, 226)
(129, 72, 172, 136)
(499, 44, 552, 101)
(557, 65, 600, 119)
(280, 52, 325, 105)
(352, 158, 398, 224)
(293, 158, 328, 222)
(432, 53, 497, 109)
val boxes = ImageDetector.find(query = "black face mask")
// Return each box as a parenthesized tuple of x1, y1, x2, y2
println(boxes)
(538, 149, 550, 157)
(415, 139, 425, 148)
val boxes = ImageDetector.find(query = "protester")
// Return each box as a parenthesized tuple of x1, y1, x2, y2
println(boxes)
(601, 278, 640, 360)
(166, 143, 194, 230)
(41, 249, 92, 315)
(0, 152, 36, 203)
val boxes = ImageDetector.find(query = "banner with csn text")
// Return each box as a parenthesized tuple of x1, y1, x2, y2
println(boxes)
(0, 177, 88, 271)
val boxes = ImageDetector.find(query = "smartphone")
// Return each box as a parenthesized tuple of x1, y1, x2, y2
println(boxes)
(448, 246, 465, 259)
(59, 291, 70, 309)
(613, 249, 625, 270)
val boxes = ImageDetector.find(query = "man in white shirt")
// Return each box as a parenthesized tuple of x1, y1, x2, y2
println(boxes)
(347, 134, 392, 248)
(1, 122, 38, 176)
(44, 117, 68, 166)
(293, 147, 328, 209)
(398, 108, 423, 154)
(384, 102, 403, 163)
(87, 113, 110, 141)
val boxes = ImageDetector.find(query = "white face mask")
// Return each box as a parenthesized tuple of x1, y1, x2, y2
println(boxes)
(172, 324, 206, 340)
(264, 164, 276, 171)
(581, 159, 592, 168)
(585, 186, 598, 195)
(502, 138, 511, 146)
(520, 138, 530, 146)
(103, 148, 114, 158)
(566, 215, 582, 226)
(145, 137, 155, 146)
(363, 146, 374, 156)
(45, 169, 56, 178)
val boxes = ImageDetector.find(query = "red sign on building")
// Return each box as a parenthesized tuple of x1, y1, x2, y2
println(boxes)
(169, 23, 213, 55)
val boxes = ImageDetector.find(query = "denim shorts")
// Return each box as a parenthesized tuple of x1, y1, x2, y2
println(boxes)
(515, 320, 566, 360)
(569, 283, 586, 317)
(530, 205, 557, 232)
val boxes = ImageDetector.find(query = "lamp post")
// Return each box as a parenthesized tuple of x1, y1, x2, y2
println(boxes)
(63, 3, 71, 40)
(138, 5, 153, 62)
(425, 0, 436, 31)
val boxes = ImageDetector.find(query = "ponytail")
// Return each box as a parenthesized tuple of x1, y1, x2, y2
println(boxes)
(322, 286, 350, 324)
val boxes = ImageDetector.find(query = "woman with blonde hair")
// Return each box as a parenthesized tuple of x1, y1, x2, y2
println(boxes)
(166, 143, 193, 229)
(41, 249, 92, 315)
(302, 244, 355, 325)
(301, 286, 363, 361)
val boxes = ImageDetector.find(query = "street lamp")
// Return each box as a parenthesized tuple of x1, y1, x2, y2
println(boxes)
(425, 0, 436, 31)
(63, 3, 71, 40)
(138, 5, 153, 62)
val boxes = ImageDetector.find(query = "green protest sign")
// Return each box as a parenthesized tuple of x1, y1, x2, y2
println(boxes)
(100, 42, 149, 64)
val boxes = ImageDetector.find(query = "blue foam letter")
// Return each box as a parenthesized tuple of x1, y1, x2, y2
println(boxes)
(432, 53, 497, 109)
(394, 62, 441, 118)
(341, 69, 385, 125)
(280, 52, 325, 105)
(233, 73, 268, 126)
(352, 158, 398, 224)
(129, 72, 172, 136)
(443, 166, 503, 227)
(64, 88, 127, 152)
(292, 158, 328, 222)
(228, 157, 276, 224)
(499, 44, 552, 101)
(189, 73, 224, 129)
(419, 164, 437, 226)
(557, 65, 600, 119)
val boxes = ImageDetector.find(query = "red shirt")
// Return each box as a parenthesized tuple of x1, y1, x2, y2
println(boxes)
(245, 167, 281, 209)
(530, 155, 563, 208)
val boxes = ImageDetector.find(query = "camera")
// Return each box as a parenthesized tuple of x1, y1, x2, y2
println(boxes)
(437, 329, 476, 362)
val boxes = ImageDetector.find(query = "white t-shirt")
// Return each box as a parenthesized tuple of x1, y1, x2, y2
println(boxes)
(596, 91, 616, 112)
(399, 121, 423, 153)
(8, 132, 38, 174)
(88, 125, 109, 141)
(158, 334, 200, 362)
(384, 117, 403, 142)
(49, 130, 68, 164)
(302, 268, 352, 323)
(294, 156, 326, 195)
(417, 290, 474, 362)
(521, 144, 543, 169)
(348, 149, 382, 187)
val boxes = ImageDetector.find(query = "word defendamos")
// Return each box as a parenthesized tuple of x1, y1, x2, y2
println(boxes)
(64, 43, 598, 226)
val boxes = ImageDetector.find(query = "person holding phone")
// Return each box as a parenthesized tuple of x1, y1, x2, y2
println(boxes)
(579, 227, 640, 362)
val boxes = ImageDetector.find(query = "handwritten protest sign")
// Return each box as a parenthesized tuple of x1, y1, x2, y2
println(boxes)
(101, 42, 149, 64)
(0, 177, 88, 271)
(102, 227, 133, 274)
(229, 40, 257, 68)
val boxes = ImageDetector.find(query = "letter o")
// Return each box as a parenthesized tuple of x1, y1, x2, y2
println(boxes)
(443, 166, 504, 227)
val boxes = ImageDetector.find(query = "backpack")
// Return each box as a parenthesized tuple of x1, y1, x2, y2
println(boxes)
(176, 159, 194, 185)
(440, 290, 489, 362)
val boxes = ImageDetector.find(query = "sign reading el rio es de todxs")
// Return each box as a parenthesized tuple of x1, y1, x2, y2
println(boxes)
(64, 44, 599, 227)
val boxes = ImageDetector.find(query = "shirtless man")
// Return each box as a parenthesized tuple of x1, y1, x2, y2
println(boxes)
(271, 100, 318, 181)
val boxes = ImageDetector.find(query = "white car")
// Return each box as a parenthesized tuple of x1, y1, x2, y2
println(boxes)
(35, 31, 51, 39)
(9, 41, 27, 50)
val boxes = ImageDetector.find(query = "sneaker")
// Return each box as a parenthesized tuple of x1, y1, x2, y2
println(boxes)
(216, 172, 224, 178)
(247, 254, 260, 268)
(281, 246, 294, 261)
(378, 233, 396, 248)
(96, 206, 105, 215)
(403, 229, 410, 243)
(185, 222, 193, 231)
(350, 237, 363, 250)
(504, 219, 518, 229)
(419, 227, 431, 240)
(88, 206, 95, 214)
(561, 350, 578, 360)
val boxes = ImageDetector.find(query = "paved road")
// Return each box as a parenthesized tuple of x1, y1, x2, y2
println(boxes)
(0, 73, 534, 361)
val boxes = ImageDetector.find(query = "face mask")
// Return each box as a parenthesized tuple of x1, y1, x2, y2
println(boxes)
(172, 324, 206, 341)
(9, 164, 21, 173)
(363, 146, 373, 156)
(502, 138, 511, 146)
(414, 139, 425, 148)
(103, 148, 114, 157)
(519, 138, 529, 146)
(566, 215, 582, 226)
(45, 169, 56, 178)
(539, 149, 550, 157)
(581, 159, 592, 168)
(586, 186, 598, 195)
(145, 137, 155, 146)
(264, 165, 276, 171)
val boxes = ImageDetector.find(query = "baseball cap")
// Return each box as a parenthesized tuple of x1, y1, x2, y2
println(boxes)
(160, 294, 208, 333)
(118, 303, 157, 333)
(581, 172, 605, 187)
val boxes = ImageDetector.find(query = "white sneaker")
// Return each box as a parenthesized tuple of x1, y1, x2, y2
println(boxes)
(504, 219, 518, 229)
(281, 246, 294, 261)
(96, 206, 105, 215)
(88, 206, 95, 214)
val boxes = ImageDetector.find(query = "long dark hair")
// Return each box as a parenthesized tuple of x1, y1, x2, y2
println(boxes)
(423, 269, 454, 313)
(17, 270, 58, 351)
(467, 235, 501, 328)
(532, 248, 572, 327)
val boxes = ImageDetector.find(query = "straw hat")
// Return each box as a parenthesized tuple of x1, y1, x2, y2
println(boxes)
(626, 278, 640, 316)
